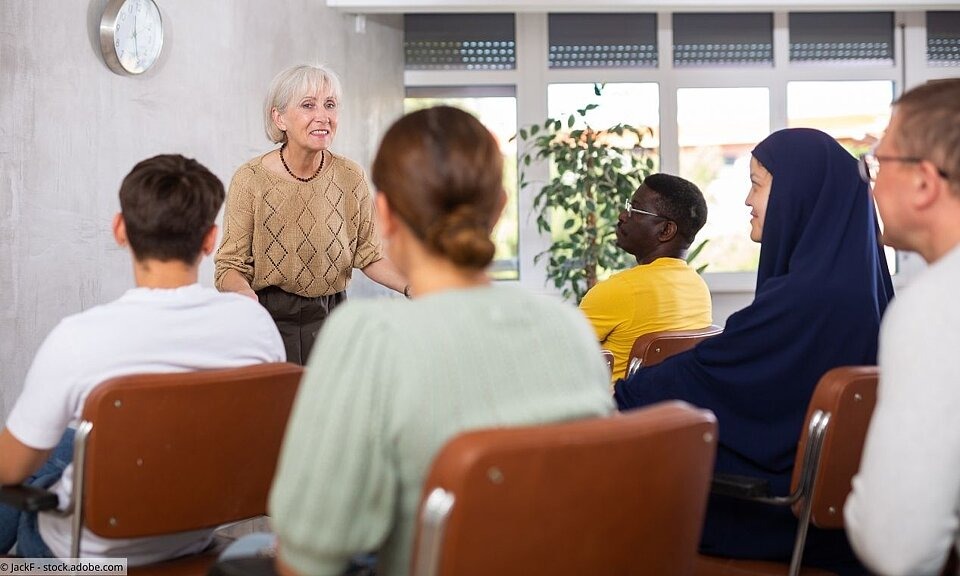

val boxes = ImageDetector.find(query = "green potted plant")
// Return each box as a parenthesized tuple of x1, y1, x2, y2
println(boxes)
(517, 85, 655, 302)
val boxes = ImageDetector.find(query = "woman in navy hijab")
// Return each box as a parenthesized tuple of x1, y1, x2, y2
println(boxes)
(614, 128, 893, 572)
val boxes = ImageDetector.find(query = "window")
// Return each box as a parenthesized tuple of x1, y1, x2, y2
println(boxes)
(548, 13, 657, 69)
(403, 11, 952, 294)
(673, 13, 773, 67)
(787, 80, 897, 272)
(789, 12, 894, 64)
(677, 88, 769, 273)
(404, 14, 516, 70)
(545, 83, 660, 280)
(547, 83, 660, 150)
(927, 12, 960, 66)
(787, 81, 892, 150)
(404, 87, 519, 280)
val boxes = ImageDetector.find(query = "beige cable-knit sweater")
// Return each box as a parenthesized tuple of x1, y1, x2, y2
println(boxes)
(215, 152, 382, 297)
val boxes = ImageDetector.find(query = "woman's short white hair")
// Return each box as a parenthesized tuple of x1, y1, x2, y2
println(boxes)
(263, 64, 343, 144)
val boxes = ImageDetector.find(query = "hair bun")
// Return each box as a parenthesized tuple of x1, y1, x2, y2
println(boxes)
(425, 205, 496, 269)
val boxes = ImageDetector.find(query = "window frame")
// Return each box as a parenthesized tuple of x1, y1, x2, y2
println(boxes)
(405, 11, 952, 295)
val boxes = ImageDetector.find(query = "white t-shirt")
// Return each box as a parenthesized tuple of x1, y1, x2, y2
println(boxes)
(5, 283, 285, 565)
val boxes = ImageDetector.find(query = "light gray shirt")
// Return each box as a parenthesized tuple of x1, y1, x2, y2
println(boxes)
(845, 245, 960, 576)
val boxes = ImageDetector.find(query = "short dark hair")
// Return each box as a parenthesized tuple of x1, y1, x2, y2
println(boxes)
(119, 154, 225, 263)
(644, 173, 708, 246)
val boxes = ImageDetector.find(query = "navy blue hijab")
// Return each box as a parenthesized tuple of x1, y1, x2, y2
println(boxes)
(613, 129, 893, 565)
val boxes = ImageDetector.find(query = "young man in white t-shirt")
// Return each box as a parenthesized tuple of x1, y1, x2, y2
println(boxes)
(0, 154, 285, 564)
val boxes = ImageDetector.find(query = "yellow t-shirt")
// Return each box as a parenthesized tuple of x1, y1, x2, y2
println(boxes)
(579, 257, 712, 384)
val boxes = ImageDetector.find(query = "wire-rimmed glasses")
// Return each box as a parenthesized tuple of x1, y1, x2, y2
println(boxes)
(623, 199, 663, 219)
(858, 151, 950, 184)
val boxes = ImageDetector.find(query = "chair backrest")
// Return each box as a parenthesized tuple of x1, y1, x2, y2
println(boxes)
(75, 362, 303, 539)
(625, 325, 723, 379)
(411, 401, 718, 576)
(789, 365, 879, 529)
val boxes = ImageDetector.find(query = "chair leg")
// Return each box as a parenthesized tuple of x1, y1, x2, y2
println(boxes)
(787, 497, 814, 576)
(788, 413, 831, 576)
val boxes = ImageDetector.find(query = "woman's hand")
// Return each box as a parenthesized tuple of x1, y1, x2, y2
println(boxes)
(219, 270, 259, 301)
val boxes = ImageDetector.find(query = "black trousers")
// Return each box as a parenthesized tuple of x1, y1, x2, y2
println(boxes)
(256, 286, 346, 365)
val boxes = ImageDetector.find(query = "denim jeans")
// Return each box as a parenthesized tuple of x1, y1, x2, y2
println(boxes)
(0, 428, 74, 557)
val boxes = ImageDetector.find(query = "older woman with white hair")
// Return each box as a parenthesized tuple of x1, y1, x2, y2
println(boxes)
(215, 64, 407, 364)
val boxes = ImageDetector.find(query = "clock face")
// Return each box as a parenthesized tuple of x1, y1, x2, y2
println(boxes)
(100, 0, 164, 75)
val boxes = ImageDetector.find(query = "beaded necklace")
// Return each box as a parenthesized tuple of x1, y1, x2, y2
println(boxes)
(280, 144, 324, 182)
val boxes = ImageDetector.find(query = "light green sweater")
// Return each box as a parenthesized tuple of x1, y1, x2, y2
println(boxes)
(269, 284, 615, 576)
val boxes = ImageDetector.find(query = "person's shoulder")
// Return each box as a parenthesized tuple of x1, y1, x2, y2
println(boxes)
(327, 153, 368, 188)
(190, 286, 274, 321)
(328, 152, 365, 177)
(327, 297, 400, 330)
(39, 295, 139, 351)
(313, 299, 402, 352)
(230, 153, 272, 187)
(583, 267, 636, 302)
(886, 254, 959, 326)
(496, 285, 586, 324)
(648, 257, 700, 276)
(202, 286, 261, 307)
(57, 295, 132, 329)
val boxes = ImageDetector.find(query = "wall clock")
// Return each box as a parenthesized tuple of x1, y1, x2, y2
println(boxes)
(99, 0, 164, 75)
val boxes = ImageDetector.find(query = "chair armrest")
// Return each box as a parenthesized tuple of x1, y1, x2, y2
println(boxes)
(0, 484, 60, 512)
(710, 473, 772, 499)
(208, 557, 278, 576)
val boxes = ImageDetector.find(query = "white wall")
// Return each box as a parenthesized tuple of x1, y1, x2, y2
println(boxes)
(0, 1, 403, 418)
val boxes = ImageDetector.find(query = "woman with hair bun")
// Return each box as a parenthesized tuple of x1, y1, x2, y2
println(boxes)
(261, 106, 615, 576)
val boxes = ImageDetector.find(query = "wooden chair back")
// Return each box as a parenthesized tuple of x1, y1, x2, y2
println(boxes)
(75, 363, 303, 541)
(695, 366, 879, 576)
(412, 401, 718, 576)
(601, 349, 615, 374)
(789, 366, 879, 528)
(625, 325, 723, 379)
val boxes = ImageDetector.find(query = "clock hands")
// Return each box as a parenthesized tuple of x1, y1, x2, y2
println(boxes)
(132, 0, 140, 63)
(101, 0, 161, 75)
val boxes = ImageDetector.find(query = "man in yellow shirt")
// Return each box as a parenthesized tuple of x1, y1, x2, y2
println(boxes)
(580, 173, 713, 384)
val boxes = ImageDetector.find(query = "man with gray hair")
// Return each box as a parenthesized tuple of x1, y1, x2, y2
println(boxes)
(845, 78, 960, 576)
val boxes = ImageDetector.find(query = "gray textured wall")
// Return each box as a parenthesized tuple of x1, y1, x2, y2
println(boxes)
(0, 1, 403, 417)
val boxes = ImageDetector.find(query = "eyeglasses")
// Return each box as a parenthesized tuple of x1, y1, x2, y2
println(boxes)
(623, 199, 663, 219)
(858, 151, 950, 184)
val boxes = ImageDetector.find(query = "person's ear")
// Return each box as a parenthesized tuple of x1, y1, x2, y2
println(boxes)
(912, 160, 944, 211)
(201, 225, 219, 256)
(658, 220, 678, 243)
(112, 213, 127, 247)
(271, 107, 286, 133)
(375, 193, 398, 238)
